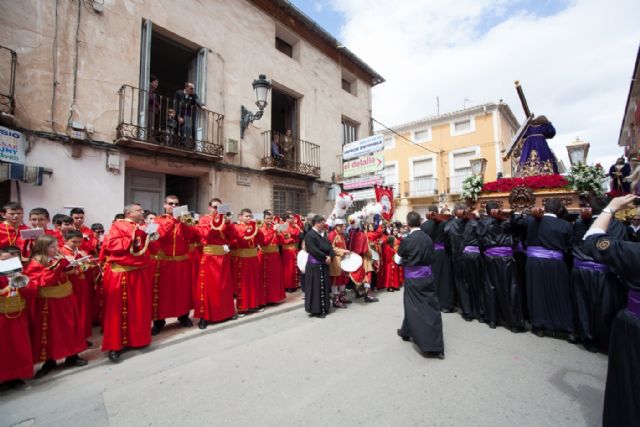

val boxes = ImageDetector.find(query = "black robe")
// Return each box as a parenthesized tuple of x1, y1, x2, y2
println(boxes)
(432, 219, 455, 311)
(458, 219, 485, 321)
(444, 217, 467, 312)
(525, 215, 573, 331)
(303, 229, 334, 315)
(582, 233, 640, 427)
(398, 230, 444, 353)
(477, 216, 524, 328)
(571, 218, 628, 350)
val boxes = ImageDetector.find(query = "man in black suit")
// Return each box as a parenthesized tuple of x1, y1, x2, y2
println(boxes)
(174, 82, 207, 143)
(628, 214, 640, 242)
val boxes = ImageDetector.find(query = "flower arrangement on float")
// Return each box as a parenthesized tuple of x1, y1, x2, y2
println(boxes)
(481, 174, 569, 193)
(461, 175, 484, 201)
(566, 163, 607, 197)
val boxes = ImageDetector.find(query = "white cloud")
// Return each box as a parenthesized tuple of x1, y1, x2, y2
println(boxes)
(332, 0, 639, 169)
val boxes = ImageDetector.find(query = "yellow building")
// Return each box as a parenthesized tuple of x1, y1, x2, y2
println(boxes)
(378, 102, 520, 219)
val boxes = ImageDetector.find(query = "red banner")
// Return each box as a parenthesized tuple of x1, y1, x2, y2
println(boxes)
(374, 185, 394, 222)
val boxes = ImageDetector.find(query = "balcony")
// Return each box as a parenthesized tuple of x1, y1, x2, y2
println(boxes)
(447, 173, 472, 194)
(0, 45, 17, 125)
(116, 85, 224, 160)
(405, 177, 438, 198)
(261, 130, 320, 179)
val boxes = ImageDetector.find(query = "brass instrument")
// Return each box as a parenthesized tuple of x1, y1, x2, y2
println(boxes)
(8, 272, 29, 289)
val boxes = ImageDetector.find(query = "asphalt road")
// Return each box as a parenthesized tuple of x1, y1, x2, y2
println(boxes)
(0, 290, 607, 427)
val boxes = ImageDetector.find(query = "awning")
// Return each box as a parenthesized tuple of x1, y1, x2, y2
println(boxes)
(0, 162, 51, 186)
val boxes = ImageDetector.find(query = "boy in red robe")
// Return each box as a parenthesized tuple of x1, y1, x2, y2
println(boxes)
(0, 202, 28, 257)
(232, 209, 266, 316)
(150, 195, 194, 335)
(195, 198, 238, 329)
(281, 214, 300, 292)
(260, 210, 285, 305)
(0, 246, 34, 388)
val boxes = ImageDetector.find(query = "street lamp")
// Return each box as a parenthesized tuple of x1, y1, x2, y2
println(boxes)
(240, 74, 272, 139)
(469, 157, 488, 179)
(566, 137, 590, 166)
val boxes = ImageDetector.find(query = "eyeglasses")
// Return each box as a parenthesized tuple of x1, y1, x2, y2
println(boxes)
(167, 202, 179, 206)
(632, 218, 640, 221)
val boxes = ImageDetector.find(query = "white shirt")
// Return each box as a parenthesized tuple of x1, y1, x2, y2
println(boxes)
(543, 213, 557, 218)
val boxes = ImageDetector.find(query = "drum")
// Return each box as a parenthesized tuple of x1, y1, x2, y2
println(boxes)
(394, 253, 402, 265)
(370, 249, 380, 262)
(297, 250, 309, 273)
(340, 253, 363, 272)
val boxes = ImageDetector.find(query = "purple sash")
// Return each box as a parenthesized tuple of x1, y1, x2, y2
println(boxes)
(434, 243, 445, 251)
(485, 246, 513, 257)
(526, 246, 563, 261)
(627, 290, 640, 317)
(463, 245, 480, 254)
(404, 265, 433, 279)
(573, 259, 609, 273)
(308, 255, 324, 265)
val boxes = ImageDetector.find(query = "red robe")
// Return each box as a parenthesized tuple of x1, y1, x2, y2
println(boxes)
(383, 244, 400, 290)
(196, 214, 237, 322)
(231, 222, 265, 312)
(59, 245, 93, 339)
(24, 258, 86, 362)
(1, 222, 28, 257)
(348, 229, 372, 285)
(76, 225, 102, 325)
(101, 219, 155, 352)
(281, 224, 300, 290)
(260, 224, 285, 304)
(152, 215, 194, 320)
(0, 276, 34, 381)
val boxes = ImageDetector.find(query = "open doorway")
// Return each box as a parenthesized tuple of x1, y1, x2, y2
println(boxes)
(271, 88, 298, 163)
(125, 168, 199, 215)
(150, 33, 193, 100)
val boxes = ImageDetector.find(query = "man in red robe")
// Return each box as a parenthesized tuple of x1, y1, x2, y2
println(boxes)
(260, 210, 285, 305)
(151, 195, 194, 335)
(348, 223, 379, 303)
(1, 202, 28, 255)
(232, 209, 266, 316)
(281, 214, 300, 292)
(101, 203, 157, 363)
(195, 198, 238, 329)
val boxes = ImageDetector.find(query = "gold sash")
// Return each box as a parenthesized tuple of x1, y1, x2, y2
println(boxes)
(0, 294, 26, 313)
(261, 245, 279, 254)
(234, 248, 258, 258)
(153, 253, 189, 262)
(203, 245, 227, 256)
(108, 263, 141, 273)
(38, 281, 73, 299)
(282, 244, 297, 250)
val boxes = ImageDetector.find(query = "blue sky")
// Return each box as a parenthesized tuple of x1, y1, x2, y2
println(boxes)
(289, 0, 345, 39)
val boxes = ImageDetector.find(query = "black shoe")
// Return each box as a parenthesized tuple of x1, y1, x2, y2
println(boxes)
(364, 292, 379, 303)
(533, 328, 545, 338)
(424, 351, 445, 360)
(151, 319, 166, 336)
(567, 333, 580, 344)
(65, 355, 88, 367)
(231, 314, 238, 320)
(198, 318, 208, 330)
(584, 342, 599, 353)
(397, 329, 410, 342)
(108, 350, 121, 363)
(4, 379, 25, 389)
(489, 321, 497, 329)
(510, 326, 526, 333)
(178, 315, 193, 328)
(35, 359, 57, 379)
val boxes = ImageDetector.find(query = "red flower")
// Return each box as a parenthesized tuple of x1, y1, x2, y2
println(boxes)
(481, 175, 569, 193)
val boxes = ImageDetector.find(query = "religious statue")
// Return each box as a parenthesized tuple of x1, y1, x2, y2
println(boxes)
(608, 157, 631, 193)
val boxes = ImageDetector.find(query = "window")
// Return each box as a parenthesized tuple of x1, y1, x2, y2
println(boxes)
(410, 157, 436, 196)
(413, 128, 431, 143)
(341, 69, 357, 96)
(450, 117, 475, 136)
(342, 119, 358, 146)
(275, 37, 293, 57)
(383, 135, 394, 150)
(383, 163, 399, 196)
(413, 158, 434, 179)
(452, 150, 476, 176)
(273, 186, 308, 216)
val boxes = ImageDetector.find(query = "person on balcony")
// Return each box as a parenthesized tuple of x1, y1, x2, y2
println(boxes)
(271, 132, 285, 167)
(174, 82, 207, 145)
(282, 128, 295, 163)
(147, 75, 161, 141)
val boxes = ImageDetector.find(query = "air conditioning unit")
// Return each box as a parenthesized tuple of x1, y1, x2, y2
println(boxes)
(225, 138, 238, 155)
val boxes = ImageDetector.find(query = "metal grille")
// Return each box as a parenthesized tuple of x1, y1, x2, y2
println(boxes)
(273, 186, 308, 216)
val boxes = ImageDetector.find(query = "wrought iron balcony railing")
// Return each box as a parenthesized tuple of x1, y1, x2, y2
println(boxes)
(0, 45, 17, 116)
(447, 173, 472, 194)
(116, 84, 224, 159)
(261, 130, 321, 178)
(406, 177, 438, 197)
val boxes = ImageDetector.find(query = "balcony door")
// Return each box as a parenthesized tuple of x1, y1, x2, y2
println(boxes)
(271, 88, 299, 164)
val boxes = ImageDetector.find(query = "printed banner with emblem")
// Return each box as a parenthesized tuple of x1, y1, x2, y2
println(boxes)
(374, 184, 394, 222)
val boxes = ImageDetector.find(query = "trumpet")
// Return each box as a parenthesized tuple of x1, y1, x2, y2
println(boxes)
(8, 273, 29, 289)
(179, 213, 199, 225)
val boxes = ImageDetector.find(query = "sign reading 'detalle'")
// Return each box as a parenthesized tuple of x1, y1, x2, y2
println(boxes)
(342, 152, 384, 178)
(342, 135, 383, 160)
